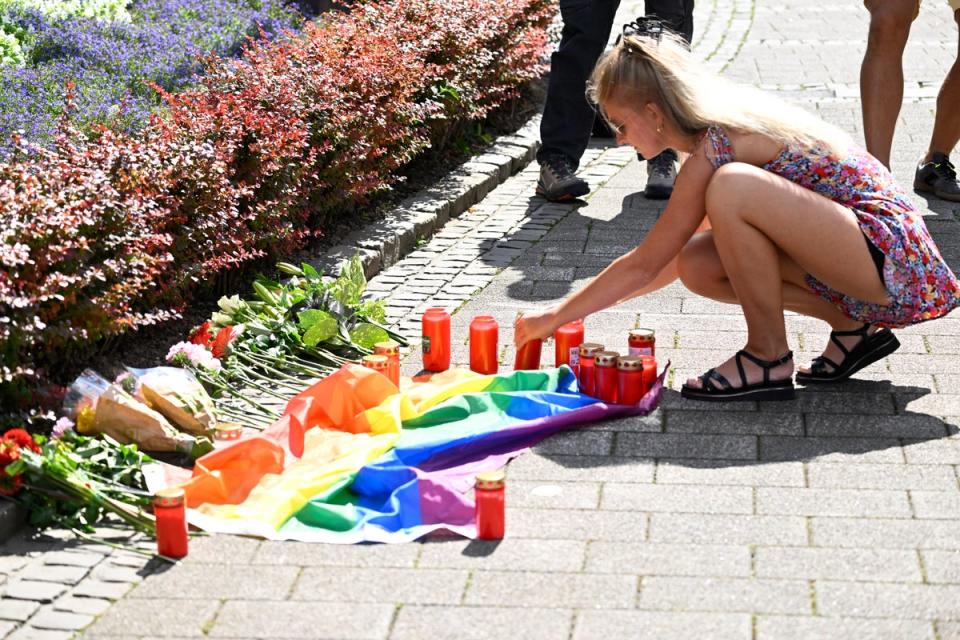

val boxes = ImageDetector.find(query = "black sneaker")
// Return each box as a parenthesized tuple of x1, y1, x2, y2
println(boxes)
(644, 149, 678, 200)
(536, 155, 589, 202)
(914, 152, 960, 202)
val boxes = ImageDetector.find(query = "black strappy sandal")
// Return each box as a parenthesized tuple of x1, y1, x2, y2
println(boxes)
(795, 323, 900, 385)
(681, 350, 796, 402)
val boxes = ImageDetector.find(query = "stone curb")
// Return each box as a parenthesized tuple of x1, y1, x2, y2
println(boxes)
(311, 115, 542, 280)
(0, 502, 27, 545)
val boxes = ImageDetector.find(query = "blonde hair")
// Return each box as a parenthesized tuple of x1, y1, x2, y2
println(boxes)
(588, 32, 851, 154)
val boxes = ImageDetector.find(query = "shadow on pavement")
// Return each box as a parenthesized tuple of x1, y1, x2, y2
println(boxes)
(538, 380, 956, 470)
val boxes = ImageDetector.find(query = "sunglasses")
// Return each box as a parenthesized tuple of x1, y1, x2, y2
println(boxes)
(622, 17, 663, 41)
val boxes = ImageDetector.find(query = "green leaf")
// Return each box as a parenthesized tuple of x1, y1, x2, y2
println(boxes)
(349, 323, 389, 349)
(298, 309, 337, 346)
(302, 263, 321, 281)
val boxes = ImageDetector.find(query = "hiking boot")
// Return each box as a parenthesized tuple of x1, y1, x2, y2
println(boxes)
(914, 152, 960, 202)
(644, 149, 678, 200)
(536, 155, 589, 202)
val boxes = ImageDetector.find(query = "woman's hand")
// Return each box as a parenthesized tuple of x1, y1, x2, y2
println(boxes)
(514, 309, 560, 348)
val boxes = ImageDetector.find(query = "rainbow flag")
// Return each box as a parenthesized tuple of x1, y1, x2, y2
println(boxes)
(153, 363, 664, 543)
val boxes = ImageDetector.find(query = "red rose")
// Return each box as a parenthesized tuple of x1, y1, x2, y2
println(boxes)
(3, 428, 40, 454)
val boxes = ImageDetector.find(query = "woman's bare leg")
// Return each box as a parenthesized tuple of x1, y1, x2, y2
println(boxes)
(678, 232, 879, 380)
(678, 163, 889, 389)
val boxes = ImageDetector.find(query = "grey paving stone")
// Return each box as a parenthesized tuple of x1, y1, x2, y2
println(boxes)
(129, 563, 298, 600)
(616, 433, 757, 460)
(805, 413, 949, 438)
(759, 436, 904, 463)
(897, 394, 960, 416)
(921, 550, 960, 584)
(464, 571, 636, 608)
(813, 515, 960, 549)
(910, 490, 960, 518)
(903, 438, 960, 464)
(816, 580, 960, 619)
(507, 480, 601, 509)
(53, 595, 113, 616)
(251, 541, 420, 567)
(391, 605, 573, 640)
(5, 628, 75, 640)
(756, 487, 911, 517)
(3, 581, 67, 603)
(756, 546, 922, 582)
(655, 460, 805, 487)
(938, 620, 960, 639)
(19, 564, 88, 585)
(29, 608, 94, 631)
(70, 580, 134, 601)
(40, 552, 105, 569)
(573, 610, 751, 640)
(83, 597, 219, 637)
(531, 429, 613, 456)
(600, 483, 753, 514)
(806, 462, 958, 490)
(585, 541, 751, 577)
(648, 514, 808, 546)
(756, 616, 935, 639)
(290, 567, 467, 604)
(417, 539, 586, 572)
(506, 507, 647, 541)
(0, 621, 14, 637)
(638, 577, 811, 614)
(0, 598, 40, 621)
(664, 411, 802, 436)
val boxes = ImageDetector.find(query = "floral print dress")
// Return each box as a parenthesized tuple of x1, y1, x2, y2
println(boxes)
(704, 125, 960, 328)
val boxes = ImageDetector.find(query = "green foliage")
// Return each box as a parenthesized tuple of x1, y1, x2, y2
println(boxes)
(5, 431, 154, 533)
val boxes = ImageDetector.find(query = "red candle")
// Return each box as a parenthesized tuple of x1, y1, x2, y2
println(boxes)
(641, 355, 658, 395)
(628, 328, 656, 357)
(422, 308, 451, 372)
(475, 469, 505, 540)
(374, 340, 401, 388)
(617, 356, 644, 404)
(470, 316, 499, 374)
(577, 343, 604, 396)
(554, 320, 585, 369)
(514, 338, 542, 371)
(154, 487, 188, 559)
(595, 351, 620, 404)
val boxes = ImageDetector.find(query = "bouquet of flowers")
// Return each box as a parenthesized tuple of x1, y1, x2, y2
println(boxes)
(0, 426, 155, 535)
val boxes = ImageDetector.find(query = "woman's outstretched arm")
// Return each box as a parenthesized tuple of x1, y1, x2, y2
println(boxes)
(515, 150, 715, 347)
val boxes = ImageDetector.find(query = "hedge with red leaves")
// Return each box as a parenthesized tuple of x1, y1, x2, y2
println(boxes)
(0, 0, 551, 412)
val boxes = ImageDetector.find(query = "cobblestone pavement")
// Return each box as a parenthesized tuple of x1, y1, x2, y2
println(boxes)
(4, 0, 960, 638)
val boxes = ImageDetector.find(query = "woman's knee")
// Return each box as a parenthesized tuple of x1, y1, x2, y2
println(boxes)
(704, 162, 762, 220)
(865, 0, 914, 47)
(677, 233, 725, 293)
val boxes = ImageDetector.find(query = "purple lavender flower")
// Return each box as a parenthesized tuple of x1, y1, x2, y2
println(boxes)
(0, 0, 306, 157)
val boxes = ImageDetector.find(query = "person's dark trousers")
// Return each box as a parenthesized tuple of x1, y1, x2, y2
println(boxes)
(538, 0, 694, 169)
(646, 0, 694, 44)
(537, 0, 621, 170)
